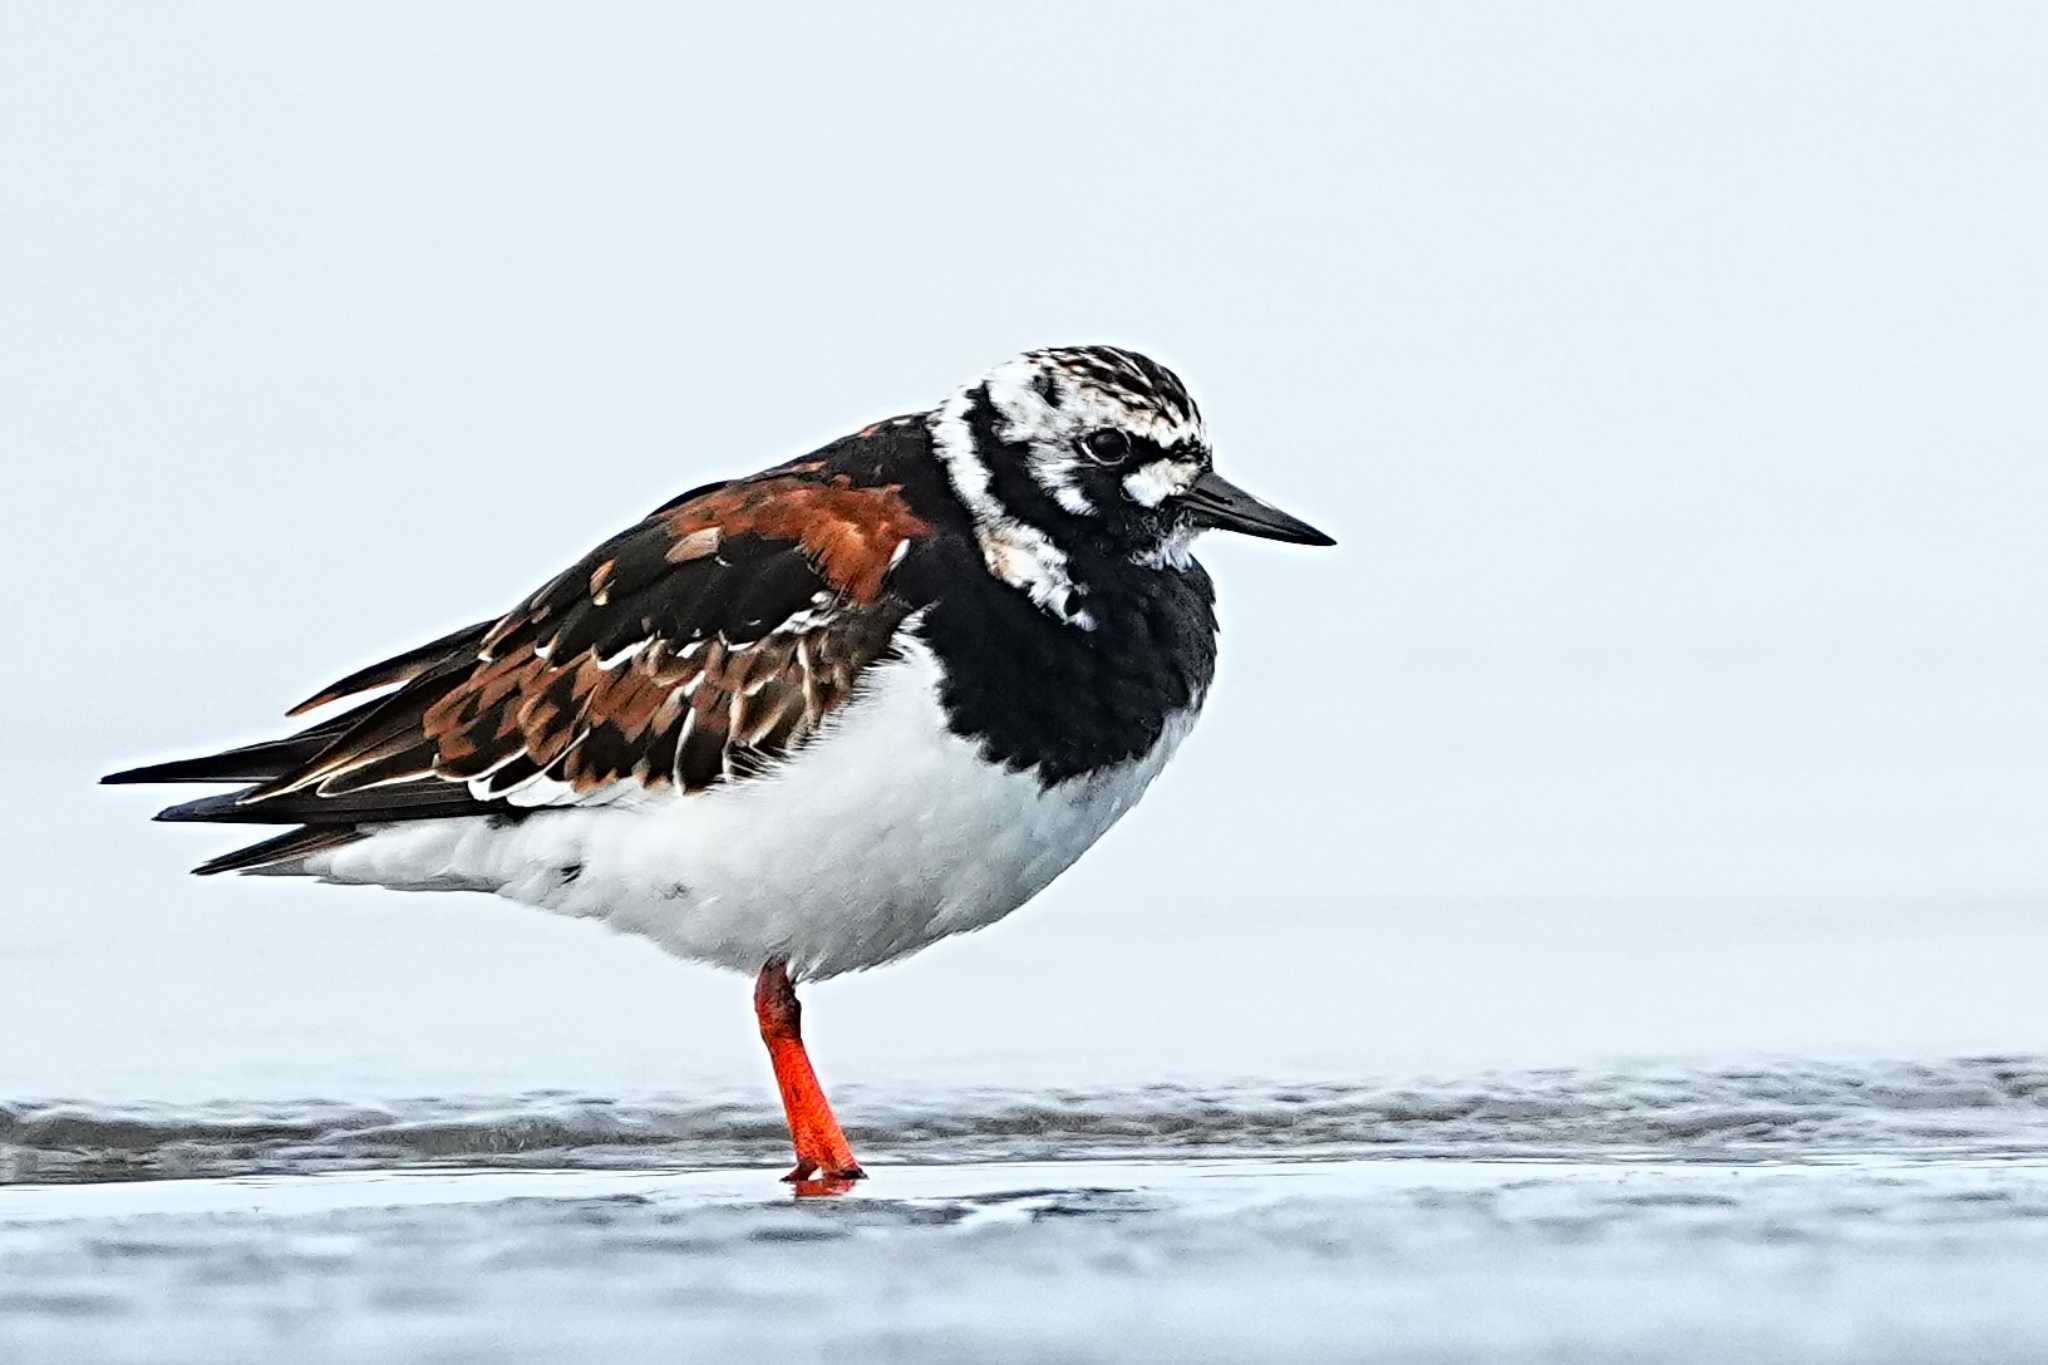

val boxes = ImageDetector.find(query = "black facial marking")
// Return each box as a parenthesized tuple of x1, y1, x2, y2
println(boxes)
(962, 384, 1196, 557)
(963, 384, 1073, 530)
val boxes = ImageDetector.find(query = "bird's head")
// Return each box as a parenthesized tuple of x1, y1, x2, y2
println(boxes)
(929, 346, 1332, 625)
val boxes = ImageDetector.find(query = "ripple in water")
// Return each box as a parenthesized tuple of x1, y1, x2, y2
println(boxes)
(5, 1055, 2045, 1184)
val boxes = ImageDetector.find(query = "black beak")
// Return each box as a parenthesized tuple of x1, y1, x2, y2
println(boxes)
(1181, 470, 1335, 546)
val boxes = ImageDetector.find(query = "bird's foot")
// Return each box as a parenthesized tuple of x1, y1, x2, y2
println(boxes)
(784, 1161, 865, 1198)
(782, 1159, 866, 1183)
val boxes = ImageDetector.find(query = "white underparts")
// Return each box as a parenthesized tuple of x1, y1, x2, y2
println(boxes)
(304, 635, 1203, 980)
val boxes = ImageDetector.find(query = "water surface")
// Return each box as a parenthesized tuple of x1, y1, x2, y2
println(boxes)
(7, 1059, 2048, 1362)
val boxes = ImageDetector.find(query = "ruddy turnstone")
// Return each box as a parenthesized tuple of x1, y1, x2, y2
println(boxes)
(106, 345, 1333, 1187)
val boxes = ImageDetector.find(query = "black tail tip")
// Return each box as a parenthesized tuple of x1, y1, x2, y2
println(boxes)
(104, 759, 218, 786)
(149, 790, 259, 823)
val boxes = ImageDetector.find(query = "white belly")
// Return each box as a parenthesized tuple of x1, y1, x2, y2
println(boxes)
(306, 637, 1199, 979)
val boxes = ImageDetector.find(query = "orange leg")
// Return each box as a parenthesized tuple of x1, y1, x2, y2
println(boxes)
(754, 959, 865, 1187)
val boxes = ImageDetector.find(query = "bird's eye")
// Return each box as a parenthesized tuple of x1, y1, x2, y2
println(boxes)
(1080, 429, 1131, 465)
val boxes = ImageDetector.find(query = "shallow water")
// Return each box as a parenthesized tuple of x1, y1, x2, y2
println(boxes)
(7, 1060, 2048, 1362)
(6, 1055, 2048, 1184)
(12, 841, 2048, 1359)
(4, 1154, 2048, 1364)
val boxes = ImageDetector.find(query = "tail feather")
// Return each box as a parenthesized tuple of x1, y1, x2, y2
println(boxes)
(194, 826, 365, 876)
(102, 695, 388, 786)
(106, 619, 514, 876)
(154, 782, 501, 827)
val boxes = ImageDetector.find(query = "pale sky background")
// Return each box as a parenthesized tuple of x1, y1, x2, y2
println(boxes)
(3, 3, 2044, 1098)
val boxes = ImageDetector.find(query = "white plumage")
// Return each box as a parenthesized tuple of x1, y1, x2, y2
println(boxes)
(305, 632, 1200, 979)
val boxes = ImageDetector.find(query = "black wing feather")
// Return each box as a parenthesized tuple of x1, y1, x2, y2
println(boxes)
(104, 692, 396, 786)
(288, 620, 492, 716)
(106, 461, 933, 875)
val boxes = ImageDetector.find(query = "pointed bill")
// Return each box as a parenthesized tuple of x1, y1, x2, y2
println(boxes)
(1181, 470, 1335, 546)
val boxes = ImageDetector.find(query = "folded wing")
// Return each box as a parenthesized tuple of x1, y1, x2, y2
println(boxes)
(106, 465, 933, 872)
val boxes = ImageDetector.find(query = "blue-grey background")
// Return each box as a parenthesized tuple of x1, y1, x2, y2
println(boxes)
(3, 2, 2044, 1097)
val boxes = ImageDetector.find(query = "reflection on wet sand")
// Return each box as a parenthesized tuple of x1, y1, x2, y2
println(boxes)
(6, 1153, 2048, 1363)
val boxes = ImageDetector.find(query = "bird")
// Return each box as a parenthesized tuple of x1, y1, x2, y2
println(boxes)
(105, 345, 1333, 1189)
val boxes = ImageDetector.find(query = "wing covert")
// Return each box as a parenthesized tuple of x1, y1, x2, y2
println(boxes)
(238, 467, 932, 817)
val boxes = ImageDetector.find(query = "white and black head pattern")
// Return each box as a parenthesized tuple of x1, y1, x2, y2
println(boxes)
(929, 346, 1218, 628)
(988, 346, 1211, 522)
(929, 345, 1330, 629)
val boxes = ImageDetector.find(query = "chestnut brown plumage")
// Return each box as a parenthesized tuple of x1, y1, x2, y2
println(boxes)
(109, 465, 933, 857)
